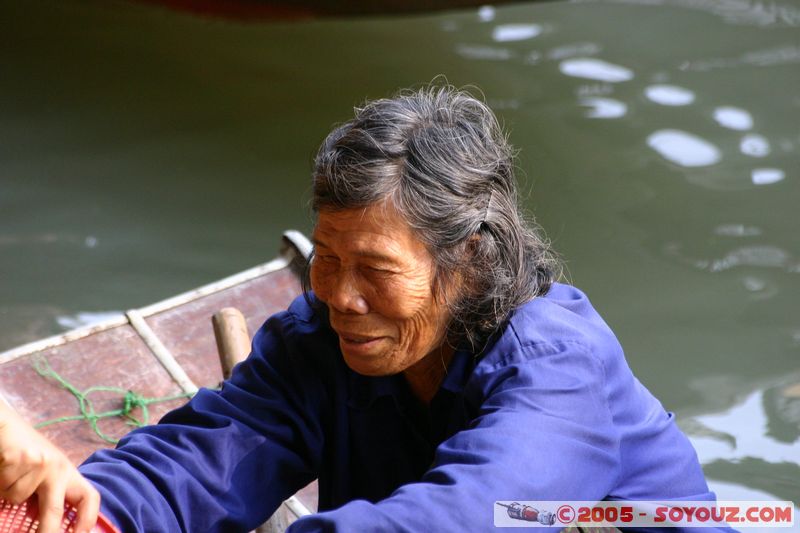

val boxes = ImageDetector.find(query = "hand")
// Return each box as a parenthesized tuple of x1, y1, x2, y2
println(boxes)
(0, 401, 100, 533)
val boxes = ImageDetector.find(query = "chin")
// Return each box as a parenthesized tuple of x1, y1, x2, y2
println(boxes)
(341, 352, 392, 377)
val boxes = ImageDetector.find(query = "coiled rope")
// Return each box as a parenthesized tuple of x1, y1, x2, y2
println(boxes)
(32, 357, 194, 444)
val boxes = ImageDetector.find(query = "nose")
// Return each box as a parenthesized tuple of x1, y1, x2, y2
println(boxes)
(327, 268, 369, 315)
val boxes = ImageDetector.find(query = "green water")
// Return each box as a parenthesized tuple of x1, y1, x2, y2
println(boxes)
(1, 0, 798, 508)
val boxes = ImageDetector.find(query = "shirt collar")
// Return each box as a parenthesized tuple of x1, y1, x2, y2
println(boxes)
(345, 347, 476, 409)
(346, 369, 403, 409)
(438, 347, 475, 394)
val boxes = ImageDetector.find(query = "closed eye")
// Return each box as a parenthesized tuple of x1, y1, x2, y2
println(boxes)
(314, 254, 340, 266)
(363, 265, 398, 277)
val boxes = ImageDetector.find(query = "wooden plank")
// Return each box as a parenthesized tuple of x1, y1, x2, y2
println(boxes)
(0, 324, 188, 465)
(128, 309, 199, 395)
(136, 257, 290, 318)
(0, 315, 129, 366)
(145, 267, 302, 389)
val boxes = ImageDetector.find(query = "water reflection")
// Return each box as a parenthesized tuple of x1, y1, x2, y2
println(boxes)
(454, 44, 513, 61)
(644, 84, 695, 106)
(559, 57, 634, 82)
(740, 133, 771, 157)
(477, 5, 495, 22)
(579, 97, 627, 119)
(681, 167, 788, 191)
(680, 45, 800, 71)
(690, 387, 800, 466)
(708, 480, 794, 508)
(673, 242, 799, 275)
(685, 377, 800, 503)
(635, 91, 788, 186)
(492, 23, 542, 42)
(697, 244, 792, 273)
(752, 168, 785, 185)
(581, 0, 800, 27)
(523, 50, 542, 65)
(692, 390, 800, 464)
(547, 42, 601, 61)
(713, 106, 754, 130)
(56, 311, 124, 330)
(647, 129, 721, 167)
(546, 32, 792, 191)
(713, 224, 762, 238)
(740, 275, 774, 296)
(732, 246, 791, 271)
(0, 232, 100, 249)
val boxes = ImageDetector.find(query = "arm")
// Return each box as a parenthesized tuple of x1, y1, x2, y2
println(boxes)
(0, 399, 100, 533)
(289, 342, 620, 532)
(79, 311, 326, 532)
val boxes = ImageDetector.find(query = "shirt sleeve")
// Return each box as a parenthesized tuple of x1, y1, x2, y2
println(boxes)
(288, 340, 621, 532)
(79, 311, 326, 533)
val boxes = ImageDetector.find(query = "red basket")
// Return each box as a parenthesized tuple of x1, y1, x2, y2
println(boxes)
(0, 497, 119, 533)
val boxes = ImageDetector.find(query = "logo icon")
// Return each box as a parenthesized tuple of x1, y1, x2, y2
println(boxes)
(496, 502, 556, 525)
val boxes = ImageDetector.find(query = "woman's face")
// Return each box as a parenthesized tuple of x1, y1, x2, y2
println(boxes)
(310, 201, 451, 377)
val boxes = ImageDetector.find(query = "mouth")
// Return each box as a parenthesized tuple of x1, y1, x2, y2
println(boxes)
(336, 331, 386, 352)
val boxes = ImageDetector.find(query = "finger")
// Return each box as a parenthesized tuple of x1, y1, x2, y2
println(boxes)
(0, 462, 26, 495)
(36, 477, 68, 533)
(1, 467, 40, 503)
(1, 444, 49, 497)
(0, 449, 34, 495)
(67, 475, 101, 533)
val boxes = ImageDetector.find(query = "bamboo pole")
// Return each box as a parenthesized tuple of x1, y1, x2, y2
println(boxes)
(212, 307, 289, 533)
(212, 307, 252, 380)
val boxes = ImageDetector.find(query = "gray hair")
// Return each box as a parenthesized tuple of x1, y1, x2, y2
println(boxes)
(308, 84, 560, 351)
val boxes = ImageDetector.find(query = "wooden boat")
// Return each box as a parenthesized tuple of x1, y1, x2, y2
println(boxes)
(0, 230, 317, 528)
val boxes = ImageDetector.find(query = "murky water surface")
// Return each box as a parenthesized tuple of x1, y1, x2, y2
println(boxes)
(2, 0, 799, 507)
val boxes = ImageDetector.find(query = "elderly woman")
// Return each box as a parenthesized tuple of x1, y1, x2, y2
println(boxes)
(0, 86, 717, 532)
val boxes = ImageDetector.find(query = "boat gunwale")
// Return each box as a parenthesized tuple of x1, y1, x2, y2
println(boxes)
(0, 230, 312, 366)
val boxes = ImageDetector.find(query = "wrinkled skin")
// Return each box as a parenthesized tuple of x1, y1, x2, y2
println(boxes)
(310, 201, 455, 402)
(0, 401, 99, 533)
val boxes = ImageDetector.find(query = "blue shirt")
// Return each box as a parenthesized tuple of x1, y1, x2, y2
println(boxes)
(80, 283, 717, 532)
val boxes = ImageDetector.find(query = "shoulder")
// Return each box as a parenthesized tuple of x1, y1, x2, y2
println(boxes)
(465, 283, 630, 408)
(254, 292, 335, 347)
(480, 282, 623, 369)
(248, 292, 340, 376)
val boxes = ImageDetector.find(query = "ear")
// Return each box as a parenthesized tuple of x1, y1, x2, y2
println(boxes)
(467, 233, 481, 250)
(461, 233, 484, 267)
(431, 242, 472, 306)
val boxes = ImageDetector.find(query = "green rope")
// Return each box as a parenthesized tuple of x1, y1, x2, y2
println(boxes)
(32, 357, 194, 444)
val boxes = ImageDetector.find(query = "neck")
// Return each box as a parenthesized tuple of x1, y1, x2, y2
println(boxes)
(403, 344, 455, 404)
